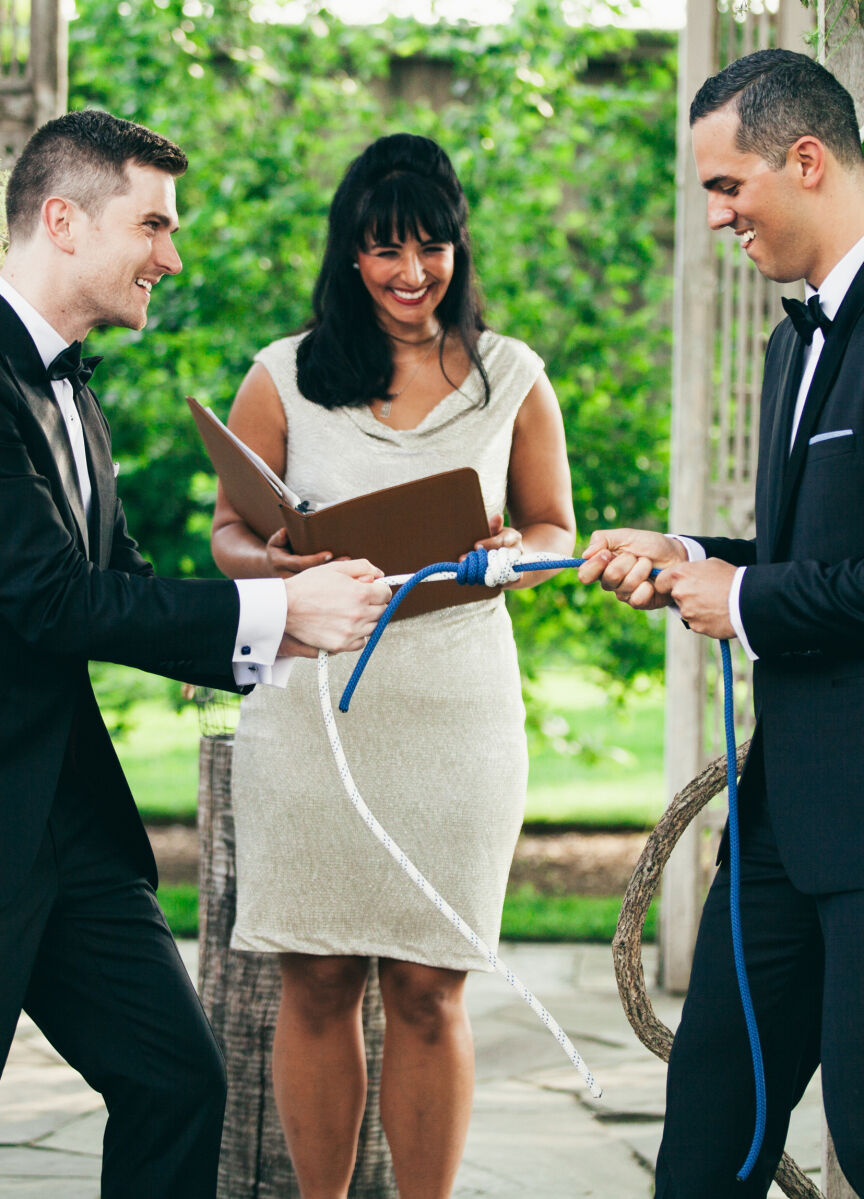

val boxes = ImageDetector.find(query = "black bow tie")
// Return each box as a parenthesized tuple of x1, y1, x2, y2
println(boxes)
(781, 294, 833, 346)
(47, 341, 103, 393)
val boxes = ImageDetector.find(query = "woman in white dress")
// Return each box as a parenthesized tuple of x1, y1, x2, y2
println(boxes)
(211, 133, 575, 1199)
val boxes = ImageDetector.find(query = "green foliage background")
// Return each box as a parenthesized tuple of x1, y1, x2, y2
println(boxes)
(69, 0, 676, 686)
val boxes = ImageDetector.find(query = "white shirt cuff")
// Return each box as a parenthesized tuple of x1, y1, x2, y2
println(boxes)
(232, 578, 295, 687)
(664, 536, 706, 621)
(729, 567, 758, 661)
(670, 535, 706, 562)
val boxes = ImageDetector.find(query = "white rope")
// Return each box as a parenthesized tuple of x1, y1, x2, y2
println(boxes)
(316, 644, 602, 1099)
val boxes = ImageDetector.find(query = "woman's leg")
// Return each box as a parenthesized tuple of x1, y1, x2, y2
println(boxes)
(273, 953, 370, 1199)
(378, 958, 474, 1199)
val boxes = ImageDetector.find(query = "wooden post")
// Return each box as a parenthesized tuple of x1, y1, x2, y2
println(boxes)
(196, 735, 396, 1198)
(660, 0, 714, 993)
(0, 0, 66, 166)
(823, 1125, 858, 1199)
(28, 0, 66, 128)
(820, 0, 864, 96)
(662, 0, 815, 993)
(816, 10, 863, 1192)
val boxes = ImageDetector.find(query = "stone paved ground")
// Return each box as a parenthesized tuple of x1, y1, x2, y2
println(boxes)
(0, 942, 824, 1197)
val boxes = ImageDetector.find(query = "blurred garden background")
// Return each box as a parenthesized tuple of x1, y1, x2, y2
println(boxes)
(51, 0, 680, 939)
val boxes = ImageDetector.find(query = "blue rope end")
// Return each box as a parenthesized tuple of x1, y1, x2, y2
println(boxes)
(339, 561, 462, 711)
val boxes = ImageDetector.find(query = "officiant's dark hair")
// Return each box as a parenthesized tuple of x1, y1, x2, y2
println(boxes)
(6, 109, 187, 241)
(296, 133, 490, 410)
(690, 49, 863, 171)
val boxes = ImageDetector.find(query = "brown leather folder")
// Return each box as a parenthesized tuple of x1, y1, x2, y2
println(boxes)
(187, 395, 499, 618)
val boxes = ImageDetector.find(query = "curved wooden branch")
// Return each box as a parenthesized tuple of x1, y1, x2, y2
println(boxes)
(611, 739, 823, 1199)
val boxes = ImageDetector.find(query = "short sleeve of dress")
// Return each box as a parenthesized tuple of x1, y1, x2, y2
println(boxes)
(253, 335, 305, 428)
(478, 332, 545, 425)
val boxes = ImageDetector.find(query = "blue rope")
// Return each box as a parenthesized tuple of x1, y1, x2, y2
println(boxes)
(338, 561, 462, 713)
(339, 548, 584, 713)
(338, 546, 766, 1179)
(721, 638, 767, 1181)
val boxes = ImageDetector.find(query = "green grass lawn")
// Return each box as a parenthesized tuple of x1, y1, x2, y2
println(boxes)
(157, 883, 658, 944)
(525, 669, 665, 829)
(123, 665, 664, 942)
(158, 884, 199, 938)
(97, 665, 665, 828)
(502, 887, 657, 942)
(108, 699, 203, 821)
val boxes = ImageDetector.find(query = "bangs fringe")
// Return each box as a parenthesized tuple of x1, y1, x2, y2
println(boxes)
(355, 172, 463, 248)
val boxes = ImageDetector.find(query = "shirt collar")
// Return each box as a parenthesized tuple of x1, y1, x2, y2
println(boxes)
(804, 232, 864, 319)
(0, 276, 70, 370)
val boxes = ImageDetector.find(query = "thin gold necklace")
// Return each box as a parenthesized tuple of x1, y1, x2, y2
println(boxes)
(380, 330, 441, 418)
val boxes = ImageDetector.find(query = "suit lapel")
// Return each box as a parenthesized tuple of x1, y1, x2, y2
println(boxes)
(762, 323, 803, 556)
(771, 261, 864, 558)
(0, 298, 90, 558)
(74, 386, 115, 567)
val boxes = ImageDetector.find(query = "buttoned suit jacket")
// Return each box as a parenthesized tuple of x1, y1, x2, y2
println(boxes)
(0, 296, 245, 907)
(692, 260, 864, 893)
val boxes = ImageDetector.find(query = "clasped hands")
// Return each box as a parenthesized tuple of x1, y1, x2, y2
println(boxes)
(266, 531, 392, 659)
(576, 529, 736, 640)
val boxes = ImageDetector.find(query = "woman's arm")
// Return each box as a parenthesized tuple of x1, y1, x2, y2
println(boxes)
(210, 363, 333, 580)
(475, 371, 576, 589)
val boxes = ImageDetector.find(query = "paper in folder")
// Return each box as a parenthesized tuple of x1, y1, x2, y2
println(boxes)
(186, 395, 500, 619)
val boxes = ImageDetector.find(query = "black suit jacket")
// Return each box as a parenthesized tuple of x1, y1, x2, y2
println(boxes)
(0, 296, 245, 906)
(693, 260, 864, 894)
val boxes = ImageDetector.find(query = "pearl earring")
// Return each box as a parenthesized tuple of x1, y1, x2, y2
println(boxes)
(352, 262, 360, 270)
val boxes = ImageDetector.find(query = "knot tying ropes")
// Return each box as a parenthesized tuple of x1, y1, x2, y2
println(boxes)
(454, 545, 522, 587)
(340, 548, 568, 713)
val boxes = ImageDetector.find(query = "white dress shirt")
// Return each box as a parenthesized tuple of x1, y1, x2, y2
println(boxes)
(0, 276, 292, 687)
(677, 233, 864, 660)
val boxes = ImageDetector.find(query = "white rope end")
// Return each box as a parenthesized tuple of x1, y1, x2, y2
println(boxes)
(484, 546, 522, 587)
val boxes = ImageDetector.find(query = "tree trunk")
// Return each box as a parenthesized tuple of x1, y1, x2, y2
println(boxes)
(196, 734, 396, 1198)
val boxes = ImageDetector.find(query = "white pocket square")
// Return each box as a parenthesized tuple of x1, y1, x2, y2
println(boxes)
(809, 429, 853, 445)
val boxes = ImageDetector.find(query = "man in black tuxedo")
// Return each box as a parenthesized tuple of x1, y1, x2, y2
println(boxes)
(0, 109, 391, 1199)
(579, 50, 864, 1197)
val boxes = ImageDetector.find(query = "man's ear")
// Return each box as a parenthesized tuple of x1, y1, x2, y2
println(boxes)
(788, 135, 827, 190)
(41, 196, 82, 254)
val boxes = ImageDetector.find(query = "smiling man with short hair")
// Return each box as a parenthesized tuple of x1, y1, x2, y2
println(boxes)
(0, 109, 390, 1199)
(579, 50, 864, 1196)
